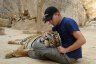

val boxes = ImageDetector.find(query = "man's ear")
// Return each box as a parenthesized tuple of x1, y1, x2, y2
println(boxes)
(56, 12, 60, 15)
(58, 13, 61, 16)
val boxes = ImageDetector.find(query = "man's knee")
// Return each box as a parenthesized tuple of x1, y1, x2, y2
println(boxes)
(32, 41, 46, 50)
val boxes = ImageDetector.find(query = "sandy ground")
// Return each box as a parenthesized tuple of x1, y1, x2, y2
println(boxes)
(0, 27, 96, 64)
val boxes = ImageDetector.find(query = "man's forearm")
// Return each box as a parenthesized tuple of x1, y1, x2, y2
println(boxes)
(66, 38, 86, 53)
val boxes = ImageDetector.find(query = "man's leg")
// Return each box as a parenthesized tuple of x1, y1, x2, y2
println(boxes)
(28, 41, 70, 64)
(28, 40, 48, 60)
(42, 48, 70, 64)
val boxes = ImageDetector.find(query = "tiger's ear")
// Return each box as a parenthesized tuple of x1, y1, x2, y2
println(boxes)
(44, 40, 50, 47)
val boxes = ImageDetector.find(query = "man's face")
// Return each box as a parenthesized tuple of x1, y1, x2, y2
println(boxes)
(48, 12, 61, 26)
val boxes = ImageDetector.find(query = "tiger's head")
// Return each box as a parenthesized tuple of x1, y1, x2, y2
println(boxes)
(41, 32, 60, 47)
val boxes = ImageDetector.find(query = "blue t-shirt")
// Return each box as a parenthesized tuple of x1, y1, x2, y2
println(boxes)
(52, 17, 82, 59)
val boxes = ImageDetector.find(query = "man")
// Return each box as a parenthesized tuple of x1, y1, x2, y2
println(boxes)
(28, 6, 86, 64)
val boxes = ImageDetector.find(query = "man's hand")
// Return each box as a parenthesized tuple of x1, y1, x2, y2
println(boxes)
(57, 46, 68, 54)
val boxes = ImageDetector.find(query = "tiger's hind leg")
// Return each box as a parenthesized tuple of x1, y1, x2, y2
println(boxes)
(5, 45, 29, 59)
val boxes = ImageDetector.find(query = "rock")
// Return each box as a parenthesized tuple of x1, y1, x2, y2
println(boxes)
(0, 18, 11, 27)
(81, 0, 96, 19)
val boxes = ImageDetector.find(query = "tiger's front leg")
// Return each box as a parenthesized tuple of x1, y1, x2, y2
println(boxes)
(8, 39, 22, 45)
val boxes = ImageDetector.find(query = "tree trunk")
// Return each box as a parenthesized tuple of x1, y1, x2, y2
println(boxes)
(36, 0, 45, 33)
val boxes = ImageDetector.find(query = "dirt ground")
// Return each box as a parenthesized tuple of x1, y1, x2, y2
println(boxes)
(0, 27, 96, 64)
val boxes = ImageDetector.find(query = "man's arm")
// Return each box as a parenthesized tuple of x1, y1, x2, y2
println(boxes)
(66, 31, 86, 53)
(58, 31, 86, 53)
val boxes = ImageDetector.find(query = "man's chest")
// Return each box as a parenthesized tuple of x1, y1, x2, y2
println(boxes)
(57, 25, 68, 36)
